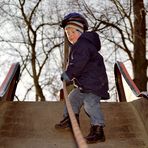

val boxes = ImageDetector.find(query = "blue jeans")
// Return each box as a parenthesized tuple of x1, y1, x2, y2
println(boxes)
(63, 88, 105, 126)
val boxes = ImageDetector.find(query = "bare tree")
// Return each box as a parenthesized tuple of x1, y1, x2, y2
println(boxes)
(64, 0, 147, 100)
(133, 0, 147, 91)
(0, 0, 147, 101)
(0, 0, 64, 101)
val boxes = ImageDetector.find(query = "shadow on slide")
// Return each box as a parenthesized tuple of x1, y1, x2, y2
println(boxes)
(0, 63, 20, 101)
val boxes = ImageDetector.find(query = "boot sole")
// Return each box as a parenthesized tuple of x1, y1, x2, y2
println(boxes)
(55, 126, 72, 131)
(86, 137, 105, 144)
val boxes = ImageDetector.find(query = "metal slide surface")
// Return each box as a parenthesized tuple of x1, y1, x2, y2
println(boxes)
(0, 100, 148, 148)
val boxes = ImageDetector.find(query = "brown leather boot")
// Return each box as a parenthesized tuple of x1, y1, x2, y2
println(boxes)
(85, 125, 105, 144)
(55, 116, 71, 130)
(55, 114, 80, 130)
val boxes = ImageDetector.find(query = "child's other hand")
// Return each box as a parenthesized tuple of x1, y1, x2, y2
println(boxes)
(61, 72, 70, 82)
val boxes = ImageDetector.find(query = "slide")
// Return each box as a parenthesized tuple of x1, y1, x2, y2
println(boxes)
(0, 61, 147, 148)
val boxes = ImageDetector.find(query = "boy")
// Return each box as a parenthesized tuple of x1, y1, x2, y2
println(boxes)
(55, 12, 110, 144)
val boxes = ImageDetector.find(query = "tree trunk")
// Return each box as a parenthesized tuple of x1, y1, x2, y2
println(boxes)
(133, 0, 147, 91)
(32, 47, 46, 101)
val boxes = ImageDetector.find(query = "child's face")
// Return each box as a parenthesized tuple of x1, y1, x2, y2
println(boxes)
(65, 27, 81, 44)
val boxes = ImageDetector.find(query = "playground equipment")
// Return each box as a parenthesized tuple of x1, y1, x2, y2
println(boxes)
(0, 63, 20, 101)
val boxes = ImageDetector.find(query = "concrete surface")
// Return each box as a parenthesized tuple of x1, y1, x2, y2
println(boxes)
(0, 99, 148, 148)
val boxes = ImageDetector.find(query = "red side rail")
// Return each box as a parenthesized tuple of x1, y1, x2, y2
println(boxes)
(114, 61, 148, 102)
(0, 63, 20, 101)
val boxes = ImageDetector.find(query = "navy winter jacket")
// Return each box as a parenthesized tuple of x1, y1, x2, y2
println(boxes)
(65, 31, 110, 99)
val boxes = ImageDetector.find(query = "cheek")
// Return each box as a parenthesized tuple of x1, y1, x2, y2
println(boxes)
(66, 33, 73, 40)
(74, 34, 81, 40)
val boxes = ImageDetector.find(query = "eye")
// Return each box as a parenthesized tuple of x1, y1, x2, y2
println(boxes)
(72, 30, 76, 33)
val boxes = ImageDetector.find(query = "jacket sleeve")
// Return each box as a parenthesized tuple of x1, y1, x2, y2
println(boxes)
(65, 40, 90, 80)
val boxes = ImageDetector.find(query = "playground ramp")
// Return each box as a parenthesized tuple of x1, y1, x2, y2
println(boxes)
(0, 98, 148, 148)
(0, 61, 148, 148)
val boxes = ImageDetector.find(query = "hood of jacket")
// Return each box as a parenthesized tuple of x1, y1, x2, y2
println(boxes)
(79, 31, 101, 51)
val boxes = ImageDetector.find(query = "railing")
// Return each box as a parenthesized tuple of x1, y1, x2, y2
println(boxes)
(0, 62, 20, 101)
(114, 61, 148, 101)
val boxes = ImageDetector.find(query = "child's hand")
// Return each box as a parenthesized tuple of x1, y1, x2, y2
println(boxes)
(61, 72, 70, 82)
